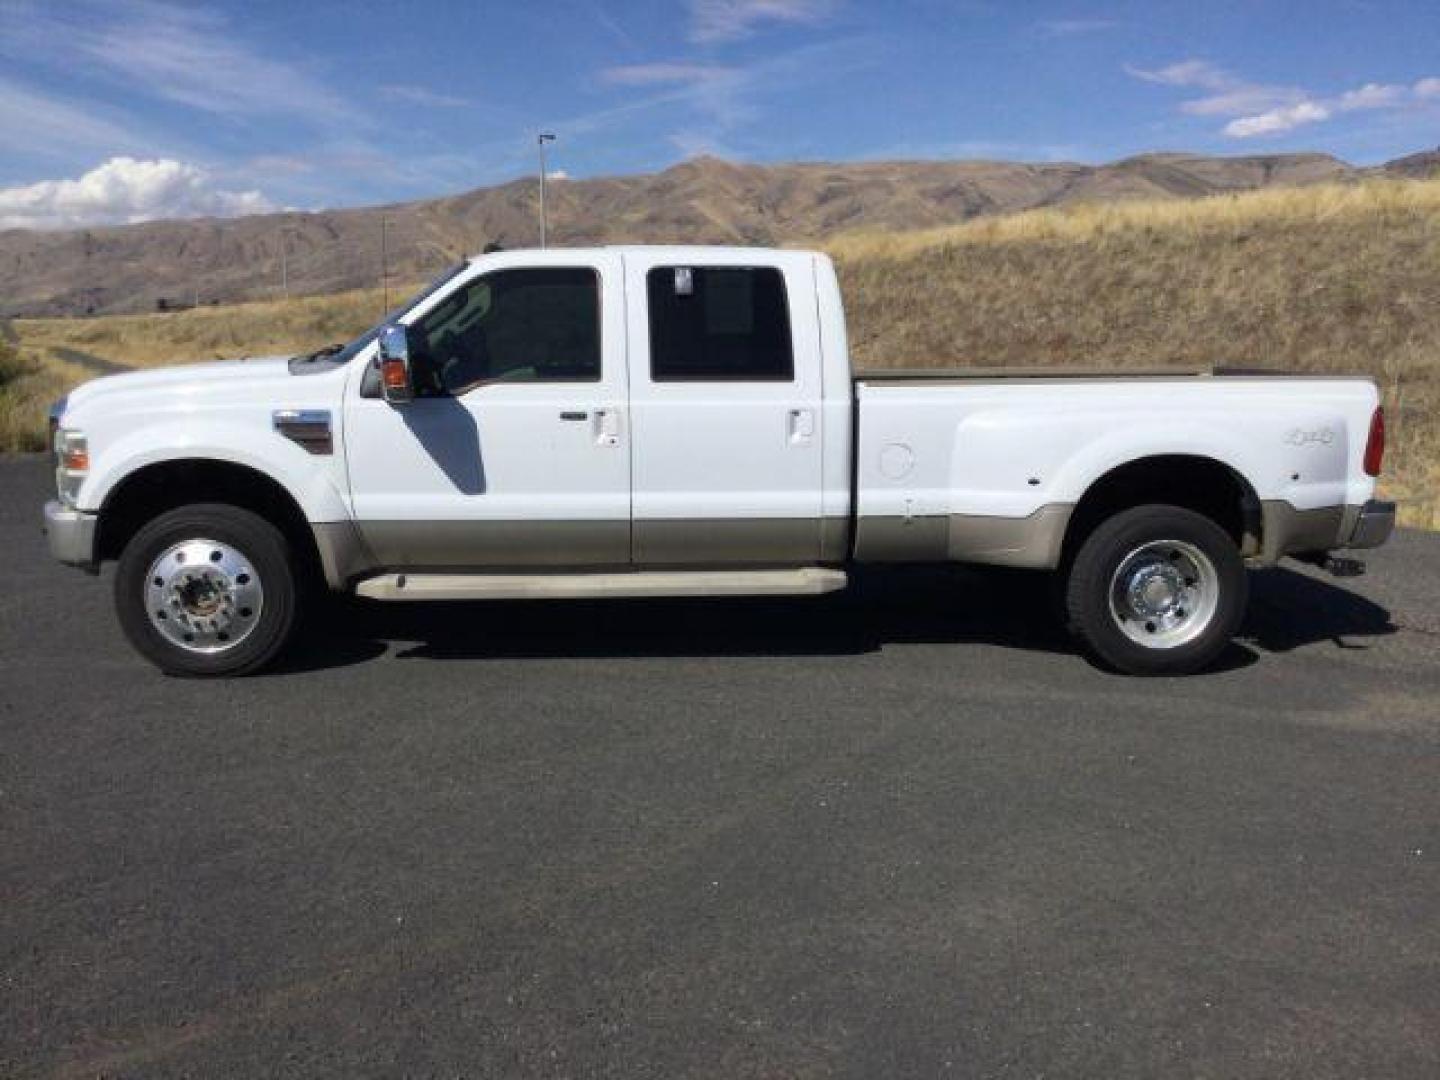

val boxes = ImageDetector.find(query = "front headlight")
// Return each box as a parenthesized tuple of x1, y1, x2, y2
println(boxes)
(53, 428, 88, 507)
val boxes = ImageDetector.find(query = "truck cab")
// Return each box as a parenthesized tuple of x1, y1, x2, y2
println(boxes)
(345, 247, 851, 572)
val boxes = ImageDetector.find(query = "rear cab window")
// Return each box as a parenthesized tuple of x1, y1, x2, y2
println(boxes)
(646, 266, 793, 382)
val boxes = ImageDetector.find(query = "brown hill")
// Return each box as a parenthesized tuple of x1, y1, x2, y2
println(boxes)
(0, 150, 1380, 317)
(1382, 147, 1440, 179)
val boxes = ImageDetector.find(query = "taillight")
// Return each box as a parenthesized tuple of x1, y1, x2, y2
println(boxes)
(1363, 407, 1385, 477)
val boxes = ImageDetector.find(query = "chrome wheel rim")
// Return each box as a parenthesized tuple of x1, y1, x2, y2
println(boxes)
(1107, 539, 1219, 649)
(144, 538, 263, 654)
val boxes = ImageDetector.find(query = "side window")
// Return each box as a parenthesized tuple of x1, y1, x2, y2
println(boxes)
(413, 267, 600, 393)
(647, 266, 793, 381)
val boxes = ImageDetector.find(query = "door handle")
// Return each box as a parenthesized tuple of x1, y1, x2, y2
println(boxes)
(788, 407, 815, 445)
(559, 411, 589, 421)
(594, 407, 621, 448)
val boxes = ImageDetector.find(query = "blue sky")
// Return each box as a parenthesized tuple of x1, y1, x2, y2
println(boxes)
(1, 0, 1437, 228)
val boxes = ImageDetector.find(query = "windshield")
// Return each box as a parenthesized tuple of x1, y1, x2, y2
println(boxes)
(304, 261, 470, 364)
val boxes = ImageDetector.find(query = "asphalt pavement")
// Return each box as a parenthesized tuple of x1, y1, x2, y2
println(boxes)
(2, 455, 1437, 1078)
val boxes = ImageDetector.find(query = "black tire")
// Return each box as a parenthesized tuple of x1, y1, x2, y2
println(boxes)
(1065, 504, 1247, 676)
(115, 503, 299, 676)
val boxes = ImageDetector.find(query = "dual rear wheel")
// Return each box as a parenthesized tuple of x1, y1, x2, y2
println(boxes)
(1064, 504, 1248, 676)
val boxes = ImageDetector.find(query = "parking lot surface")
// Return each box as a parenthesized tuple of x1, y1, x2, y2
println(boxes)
(3, 456, 1437, 1077)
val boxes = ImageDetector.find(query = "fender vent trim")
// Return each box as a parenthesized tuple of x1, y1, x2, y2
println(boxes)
(273, 409, 333, 454)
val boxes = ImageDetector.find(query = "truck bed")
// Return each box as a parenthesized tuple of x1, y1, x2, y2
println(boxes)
(850, 367, 1382, 569)
(854, 365, 1373, 384)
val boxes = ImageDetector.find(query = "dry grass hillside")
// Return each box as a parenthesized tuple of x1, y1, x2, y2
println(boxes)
(0, 150, 1387, 318)
(830, 177, 1439, 527)
(6, 175, 1437, 528)
(11, 286, 395, 369)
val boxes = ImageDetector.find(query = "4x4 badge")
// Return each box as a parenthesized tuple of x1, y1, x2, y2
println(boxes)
(1284, 427, 1335, 446)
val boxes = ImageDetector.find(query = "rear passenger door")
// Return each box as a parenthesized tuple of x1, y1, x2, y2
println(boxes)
(624, 252, 824, 565)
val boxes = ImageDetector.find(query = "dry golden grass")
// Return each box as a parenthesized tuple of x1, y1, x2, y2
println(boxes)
(830, 175, 1440, 257)
(5, 175, 1437, 526)
(12, 285, 400, 370)
(0, 335, 96, 452)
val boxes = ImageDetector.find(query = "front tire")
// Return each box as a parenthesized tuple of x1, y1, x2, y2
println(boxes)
(1065, 504, 1247, 676)
(115, 504, 298, 676)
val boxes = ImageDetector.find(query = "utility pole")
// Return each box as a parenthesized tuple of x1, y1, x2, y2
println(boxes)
(380, 216, 391, 312)
(279, 229, 289, 299)
(537, 131, 556, 248)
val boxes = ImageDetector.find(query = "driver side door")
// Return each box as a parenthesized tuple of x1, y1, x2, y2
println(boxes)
(342, 253, 630, 569)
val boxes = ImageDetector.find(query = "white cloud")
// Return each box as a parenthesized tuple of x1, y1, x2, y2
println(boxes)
(688, 0, 834, 43)
(597, 61, 751, 136)
(589, 5, 642, 52)
(601, 63, 737, 86)
(575, 37, 873, 168)
(1126, 60, 1303, 119)
(1224, 102, 1330, 138)
(669, 130, 738, 159)
(1126, 60, 1233, 91)
(378, 84, 473, 109)
(1180, 86, 1304, 117)
(88, 6, 353, 123)
(0, 157, 275, 230)
(862, 138, 1086, 163)
(1038, 18, 1119, 37)
(0, 1, 355, 128)
(1336, 82, 1405, 111)
(0, 75, 151, 160)
(1131, 59, 1440, 139)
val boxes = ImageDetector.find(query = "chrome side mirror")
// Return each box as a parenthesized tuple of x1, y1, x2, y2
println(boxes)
(377, 324, 413, 404)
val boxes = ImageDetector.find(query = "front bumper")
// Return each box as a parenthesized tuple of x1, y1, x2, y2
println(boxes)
(1344, 499, 1396, 550)
(43, 500, 99, 569)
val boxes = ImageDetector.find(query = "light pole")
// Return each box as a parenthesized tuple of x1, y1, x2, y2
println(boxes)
(537, 131, 556, 248)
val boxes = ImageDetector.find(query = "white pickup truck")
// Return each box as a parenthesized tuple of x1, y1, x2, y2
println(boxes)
(44, 245, 1393, 677)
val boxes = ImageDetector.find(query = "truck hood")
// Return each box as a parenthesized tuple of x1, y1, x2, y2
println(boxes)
(61, 355, 299, 418)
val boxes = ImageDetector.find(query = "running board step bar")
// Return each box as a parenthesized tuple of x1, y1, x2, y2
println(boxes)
(354, 567, 849, 601)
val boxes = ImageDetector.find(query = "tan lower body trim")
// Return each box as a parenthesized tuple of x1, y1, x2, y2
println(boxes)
(312, 521, 376, 589)
(1258, 502, 1347, 564)
(946, 504, 1073, 568)
(327, 517, 834, 588)
(853, 504, 1073, 569)
(358, 519, 631, 570)
(319, 506, 1083, 588)
(633, 517, 823, 565)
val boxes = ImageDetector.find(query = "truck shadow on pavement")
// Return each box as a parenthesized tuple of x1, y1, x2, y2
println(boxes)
(1242, 565, 1399, 653)
(277, 565, 1396, 675)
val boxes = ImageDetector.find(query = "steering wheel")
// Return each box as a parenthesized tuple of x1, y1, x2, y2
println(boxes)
(433, 325, 492, 390)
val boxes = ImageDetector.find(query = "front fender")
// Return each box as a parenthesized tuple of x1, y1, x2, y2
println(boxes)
(80, 422, 352, 523)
